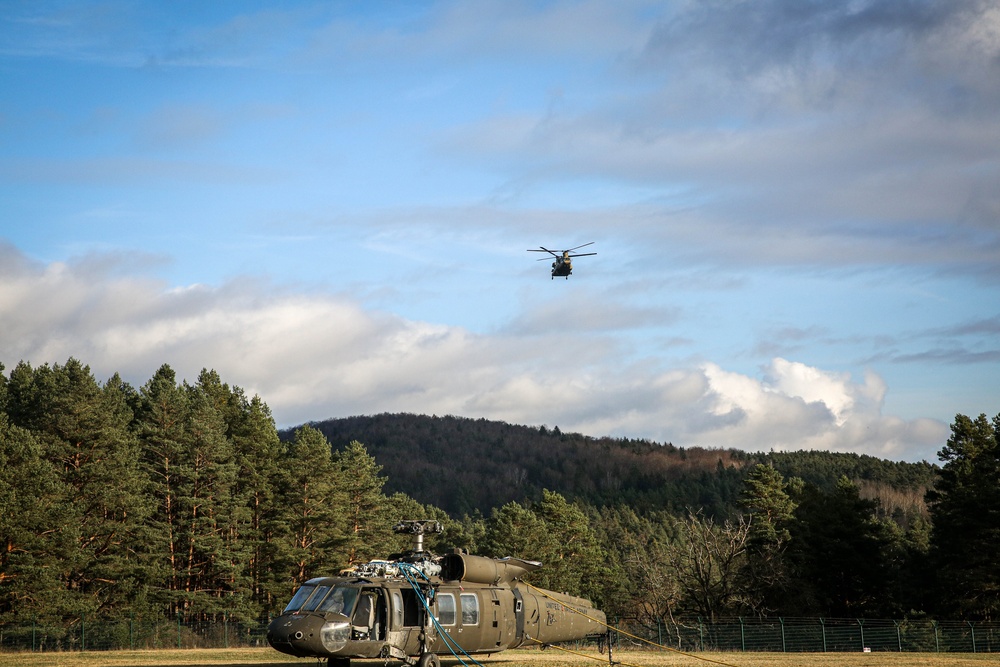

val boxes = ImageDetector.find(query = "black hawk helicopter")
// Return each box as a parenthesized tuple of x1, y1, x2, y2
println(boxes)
(528, 242, 596, 279)
(267, 520, 607, 667)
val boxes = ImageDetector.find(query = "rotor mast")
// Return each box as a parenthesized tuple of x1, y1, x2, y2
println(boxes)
(394, 519, 443, 554)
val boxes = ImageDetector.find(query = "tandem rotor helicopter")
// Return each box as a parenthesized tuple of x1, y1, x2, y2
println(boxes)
(267, 520, 607, 667)
(528, 242, 596, 279)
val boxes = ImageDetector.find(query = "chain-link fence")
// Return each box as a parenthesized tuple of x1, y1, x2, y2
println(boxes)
(0, 616, 270, 653)
(0, 616, 997, 654)
(613, 616, 998, 653)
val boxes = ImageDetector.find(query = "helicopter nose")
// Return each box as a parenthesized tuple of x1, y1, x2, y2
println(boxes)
(267, 614, 328, 657)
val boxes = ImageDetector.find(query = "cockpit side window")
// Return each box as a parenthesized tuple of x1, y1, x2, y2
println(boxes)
(283, 585, 317, 613)
(318, 585, 359, 616)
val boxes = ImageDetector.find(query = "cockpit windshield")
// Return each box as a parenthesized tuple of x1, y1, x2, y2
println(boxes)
(283, 583, 359, 616)
(283, 584, 317, 613)
(301, 585, 332, 612)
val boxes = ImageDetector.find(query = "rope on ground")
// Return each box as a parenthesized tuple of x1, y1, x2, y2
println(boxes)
(520, 582, 743, 667)
(523, 634, 644, 667)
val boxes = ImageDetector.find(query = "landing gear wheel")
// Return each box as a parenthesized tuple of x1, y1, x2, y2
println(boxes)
(418, 653, 440, 667)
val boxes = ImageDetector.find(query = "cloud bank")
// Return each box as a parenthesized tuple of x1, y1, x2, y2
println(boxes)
(0, 245, 946, 461)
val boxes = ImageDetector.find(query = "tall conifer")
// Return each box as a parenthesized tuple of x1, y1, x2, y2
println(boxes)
(927, 412, 1000, 619)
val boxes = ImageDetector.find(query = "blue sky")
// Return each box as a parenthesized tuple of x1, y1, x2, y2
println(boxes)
(2, 0, 998, 462)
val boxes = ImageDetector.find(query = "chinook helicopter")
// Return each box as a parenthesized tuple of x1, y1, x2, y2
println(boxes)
(267, 520, 607, 667)
(528, 243, 596, 279)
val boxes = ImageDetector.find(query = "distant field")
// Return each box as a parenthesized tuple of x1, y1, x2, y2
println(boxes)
(0, 648, 996, 667)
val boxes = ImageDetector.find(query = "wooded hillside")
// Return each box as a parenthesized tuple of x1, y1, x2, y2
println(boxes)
(299, 413, 936, 521)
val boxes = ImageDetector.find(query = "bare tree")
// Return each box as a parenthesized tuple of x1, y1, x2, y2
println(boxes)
(666, 510, 752, 622)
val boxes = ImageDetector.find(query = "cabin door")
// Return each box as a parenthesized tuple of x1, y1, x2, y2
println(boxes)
(389, 589, 423, 657)
(489, 588, 516, 649)
(513, 588, 540, 647)
(352, 588, 386, 641)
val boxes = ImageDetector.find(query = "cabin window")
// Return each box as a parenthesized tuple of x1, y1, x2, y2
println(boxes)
(318, 585, 358, 616)
(461, 593, 479, 626)
(283, 584, 316, 613)
(437, 593, 456, 625)
(301, 585, 331, 612)
(391, 591, 404, 628)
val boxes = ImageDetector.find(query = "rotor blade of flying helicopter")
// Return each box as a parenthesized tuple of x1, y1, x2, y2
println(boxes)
(527, 247, 560, 258)
(567, 252, 597, 257)
(566, 242, 595, 252)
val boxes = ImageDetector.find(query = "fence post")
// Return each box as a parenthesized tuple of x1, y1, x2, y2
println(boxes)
(698, 617, 704, 652)
(81, 615, 85, 652)
(657, 618, 662, 647)
(224, 613, 229, 649)
(894, 620, 901, 652)
(177, 613, 182, 649)
(932, 620, 939, 653)
(130, 615, 134, 651)
(969, 621, 976, 653)
(779, 617, 786, 652)
(858, 618, 865, 651)
(739, 616, 745, 652)
(32, 618, 36, 652)
(819, 618, 826, 653)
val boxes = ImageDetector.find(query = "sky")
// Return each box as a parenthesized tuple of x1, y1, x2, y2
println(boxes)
(1, 1, 998, 463)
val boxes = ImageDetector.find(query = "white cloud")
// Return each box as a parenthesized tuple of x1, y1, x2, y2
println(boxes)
(0, 248, 947, 461)
(691, 359, 945, 459)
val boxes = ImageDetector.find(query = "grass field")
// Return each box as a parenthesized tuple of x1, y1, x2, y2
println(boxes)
(0, 647, 996, 667)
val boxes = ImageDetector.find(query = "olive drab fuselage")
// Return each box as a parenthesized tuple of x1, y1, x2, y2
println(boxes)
(266, 551, 606, 664)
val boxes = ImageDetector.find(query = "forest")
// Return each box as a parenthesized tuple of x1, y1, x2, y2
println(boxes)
(0, 358, 998, 629)
(302, 414, 936, 523)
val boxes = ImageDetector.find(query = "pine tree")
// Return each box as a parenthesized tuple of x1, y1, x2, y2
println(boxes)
(332, 440, 396, 566)
(135, 365, 191, 617)
(533, 490, 604, 601)
(787, 476, 897, 617)
(927, 412, 1000, 619)
(738, 464, 796, 613)
(481, 500, 555, 567)
(0, 414, 74, 622)
(4, 359, 151, 618)
(229, 394, 285, 619)
(481, 491, 602, 600)
(175, 383, 240, 619)
(275, 426, 345, 588)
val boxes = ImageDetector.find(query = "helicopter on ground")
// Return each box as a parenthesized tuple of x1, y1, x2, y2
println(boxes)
(528, 243, 596, 279)
(267, 520, 607, 667)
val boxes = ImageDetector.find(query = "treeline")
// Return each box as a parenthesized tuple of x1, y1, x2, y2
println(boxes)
(1, 359, 998, 627)
(0, 359, 442, 625)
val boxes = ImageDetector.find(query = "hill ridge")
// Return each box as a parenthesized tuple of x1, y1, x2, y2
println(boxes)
(282, 412, 936, 518)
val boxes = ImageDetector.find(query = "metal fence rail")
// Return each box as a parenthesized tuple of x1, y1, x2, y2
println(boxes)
(0, 616, 996, 654)
(617, 617, 998, 653)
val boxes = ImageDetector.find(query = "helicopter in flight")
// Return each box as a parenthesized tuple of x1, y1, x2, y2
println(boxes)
(528, 242, 596, 279)
(267, 520, 607, 667)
